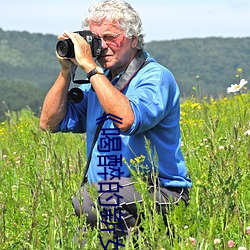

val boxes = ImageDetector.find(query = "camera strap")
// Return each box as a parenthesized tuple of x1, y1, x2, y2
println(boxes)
(81, 50, 150, 185)
(114, 49, 148, 91)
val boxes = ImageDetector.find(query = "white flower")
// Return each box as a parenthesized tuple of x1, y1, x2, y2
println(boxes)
(20, 207, 25, 214)
(214, 238, 221, 244)
(238, 247, 246, 250)
(244, 130, 250, 136)
(227, 79, 248, 93)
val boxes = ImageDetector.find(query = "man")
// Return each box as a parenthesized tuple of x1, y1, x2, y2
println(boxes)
(40, 0, 192, 243)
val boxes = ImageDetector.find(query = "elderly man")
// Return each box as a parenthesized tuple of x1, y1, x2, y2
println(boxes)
(40, 0, 192, 244)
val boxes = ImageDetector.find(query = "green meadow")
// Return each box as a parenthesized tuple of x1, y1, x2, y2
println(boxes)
(0, 90, 249, 249)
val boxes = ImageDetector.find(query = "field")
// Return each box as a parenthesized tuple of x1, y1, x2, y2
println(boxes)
(0, 90, 249, 249)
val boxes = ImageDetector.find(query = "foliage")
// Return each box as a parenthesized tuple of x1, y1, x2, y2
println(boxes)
(0, 29, 250, 120)
(0, 92, 249, 249)
(145, 37, 250, 98)
(0, 28, 60, 89)
(0, 29, 61, 121)
(0, 79, 46, 121)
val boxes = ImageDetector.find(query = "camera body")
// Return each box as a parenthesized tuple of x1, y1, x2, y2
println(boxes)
(56, 30, 102, 58)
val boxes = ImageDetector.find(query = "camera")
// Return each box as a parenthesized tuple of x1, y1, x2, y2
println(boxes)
(56, 30, 102, 58)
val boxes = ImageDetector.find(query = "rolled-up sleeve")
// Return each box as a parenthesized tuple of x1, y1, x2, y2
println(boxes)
(57, 87, 89, 133)
(122, 65, 179, 135)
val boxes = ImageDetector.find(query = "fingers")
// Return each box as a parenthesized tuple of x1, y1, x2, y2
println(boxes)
(63, 31, 78, 40)
(58, 31, 70, 41)
(56, 50, 79, 65)
(65, 31, 88, 45)
(62, 30, 71, 38)
(58, 31, 77, 41)
(56, 31, 93, 68)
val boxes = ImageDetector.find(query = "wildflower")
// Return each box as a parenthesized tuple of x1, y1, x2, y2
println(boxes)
(189, 237, 196, 246)
(196, 180, 202, 185)
(214, 238, 221, 244)
(218, 145, 224, 150)
(237, 67, 243, 73)
(244, 130, 250, 136)
(228, 240, 235, 248)
(191, 103, 201, 109)
(227, 79, 248, 93)
(135, 156, 141, 164)
(130, 159, 135, 165)
(42, 213, 48, 221)
(238, 247, 246, 250)
(246, 226, 250, 235)
(12, 185, 18, 192)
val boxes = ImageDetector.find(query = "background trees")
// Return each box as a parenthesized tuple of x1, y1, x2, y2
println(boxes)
(0, 28, 249, 120)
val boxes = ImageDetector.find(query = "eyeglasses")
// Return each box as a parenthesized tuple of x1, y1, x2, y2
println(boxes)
(96, 33, 124, 46)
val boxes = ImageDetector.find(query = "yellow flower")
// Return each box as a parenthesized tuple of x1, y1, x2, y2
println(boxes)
(130, 159, 135, 165)
(191, 103, 201, 109)
(237, 67, 243, 73)
(135, 157, 141, 164)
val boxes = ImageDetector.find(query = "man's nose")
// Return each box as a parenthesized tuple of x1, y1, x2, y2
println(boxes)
(101, 38, 108, 49)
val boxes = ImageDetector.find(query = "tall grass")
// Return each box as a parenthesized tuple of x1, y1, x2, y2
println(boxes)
(0, 93, 249, 249)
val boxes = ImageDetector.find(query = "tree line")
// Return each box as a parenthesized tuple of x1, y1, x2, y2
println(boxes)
(0, 28, 249, 120)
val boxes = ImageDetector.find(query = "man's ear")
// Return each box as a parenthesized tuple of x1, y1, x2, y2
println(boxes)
(131, 36, 139, 48)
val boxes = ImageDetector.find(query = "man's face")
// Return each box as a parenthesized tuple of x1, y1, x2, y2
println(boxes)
(89, 20, 138, 73)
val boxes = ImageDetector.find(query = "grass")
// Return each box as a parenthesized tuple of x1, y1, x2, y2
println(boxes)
(0, 92, 249, 249)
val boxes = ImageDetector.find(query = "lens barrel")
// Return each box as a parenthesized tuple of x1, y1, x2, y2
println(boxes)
(68, 88, 84, 103)
(56, 31, 102, 58)
(56, 39, 75, 58)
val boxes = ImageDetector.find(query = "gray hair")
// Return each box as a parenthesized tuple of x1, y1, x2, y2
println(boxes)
(82, 0, 145, 49)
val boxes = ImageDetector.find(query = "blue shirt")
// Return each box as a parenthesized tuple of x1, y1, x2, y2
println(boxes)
(58, 52, 192, 188)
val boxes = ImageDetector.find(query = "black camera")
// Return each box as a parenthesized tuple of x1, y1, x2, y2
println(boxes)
(56, 30, 102, 58)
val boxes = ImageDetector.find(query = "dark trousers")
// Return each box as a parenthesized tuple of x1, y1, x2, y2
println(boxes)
(72, 177, 189, 237)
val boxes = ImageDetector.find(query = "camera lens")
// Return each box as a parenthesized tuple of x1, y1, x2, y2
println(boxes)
(56, 39, 74, 58)
(68, 88, 84, 103)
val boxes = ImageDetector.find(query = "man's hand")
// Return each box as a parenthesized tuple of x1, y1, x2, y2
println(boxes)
(56, 32, 79, 71)
(62, 31, 96, 73)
